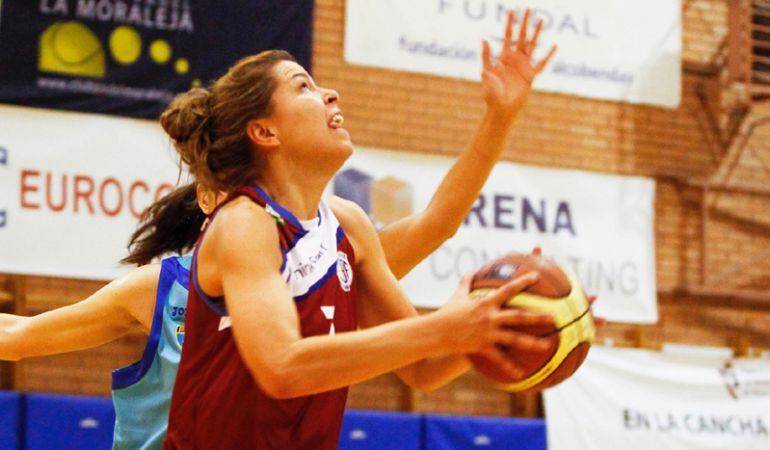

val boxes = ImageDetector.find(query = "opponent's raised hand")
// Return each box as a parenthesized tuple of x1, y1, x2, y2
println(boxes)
(481, 9, 557, 121)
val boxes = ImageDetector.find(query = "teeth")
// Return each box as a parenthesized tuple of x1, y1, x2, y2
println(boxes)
(331, 113, 344, 126)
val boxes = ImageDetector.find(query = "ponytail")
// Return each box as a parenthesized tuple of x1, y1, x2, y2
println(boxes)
(125, 50, 296, 265)
(122, 183, 205, 266)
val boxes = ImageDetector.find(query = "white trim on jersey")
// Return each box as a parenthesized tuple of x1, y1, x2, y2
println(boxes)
(281, 201, 342, 299)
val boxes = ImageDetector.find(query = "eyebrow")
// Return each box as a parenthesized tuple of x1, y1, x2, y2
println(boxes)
(291, 73, 312, 82)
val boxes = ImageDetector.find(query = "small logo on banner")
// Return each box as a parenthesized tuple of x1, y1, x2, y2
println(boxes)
(333, 168, 413, 229)
(336, 251, 353, 292)
(719, 361, 770, 400)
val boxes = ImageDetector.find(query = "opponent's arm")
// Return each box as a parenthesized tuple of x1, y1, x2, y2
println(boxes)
(0, 265, 159, 361)
(206, 199, 541, 399)
(379, 9, 557, 279)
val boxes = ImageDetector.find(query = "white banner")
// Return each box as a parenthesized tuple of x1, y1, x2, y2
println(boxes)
(333, 147, 657, 324)
(544, 346, 770, 450)
(0, 108, 657, 324)
(345, 0, 681, 108)
(0, 105, 182, 279)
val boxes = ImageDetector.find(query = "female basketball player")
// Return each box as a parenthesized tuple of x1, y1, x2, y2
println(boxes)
(155, 10, 556, 449)
(0, 10, 560, 449)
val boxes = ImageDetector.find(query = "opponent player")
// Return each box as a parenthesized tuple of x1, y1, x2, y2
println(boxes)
(159, 10, 555, 449)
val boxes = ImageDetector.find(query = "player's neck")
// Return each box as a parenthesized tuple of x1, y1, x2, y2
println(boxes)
(256, 162, 331, 221)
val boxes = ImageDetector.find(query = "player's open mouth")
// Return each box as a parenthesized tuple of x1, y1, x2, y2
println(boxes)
(329, 112, 344, 129)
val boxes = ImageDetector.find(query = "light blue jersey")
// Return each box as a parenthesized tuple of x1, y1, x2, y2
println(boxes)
(111, 256, 190, 450)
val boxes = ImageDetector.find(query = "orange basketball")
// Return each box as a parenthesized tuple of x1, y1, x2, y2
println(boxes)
(467, 253, 595, 393)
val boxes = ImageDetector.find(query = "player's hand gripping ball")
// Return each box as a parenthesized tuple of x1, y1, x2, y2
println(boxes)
(468, 252, 595, 393)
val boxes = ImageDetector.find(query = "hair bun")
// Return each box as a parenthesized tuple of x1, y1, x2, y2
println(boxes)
(160, 87, 212, 143)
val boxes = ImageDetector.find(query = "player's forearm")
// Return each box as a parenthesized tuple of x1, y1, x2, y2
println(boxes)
(396, 354, 472, 392)
(382, 111, 517, 279)
(425, 110, 514, 236)
(257, 312, 454, 398)
(0, 307, 134, 360)
(0, 314, 24, 360)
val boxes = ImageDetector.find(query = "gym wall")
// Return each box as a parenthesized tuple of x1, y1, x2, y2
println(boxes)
(2, 0, 768, 418)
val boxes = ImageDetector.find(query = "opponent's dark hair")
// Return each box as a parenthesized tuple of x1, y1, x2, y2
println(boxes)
(121, 183, 205, 266)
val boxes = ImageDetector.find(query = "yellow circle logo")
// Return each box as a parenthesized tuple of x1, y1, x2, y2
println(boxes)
(175, 58, 189, 75)
(150, 39, 172, 64)
(109, 26, 142, 65)
(38, 21, 105, 78)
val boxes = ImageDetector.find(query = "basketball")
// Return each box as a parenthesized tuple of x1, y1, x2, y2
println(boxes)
(468, 253, 595, 393)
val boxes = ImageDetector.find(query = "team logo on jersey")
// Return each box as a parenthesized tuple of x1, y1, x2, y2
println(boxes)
(175, 325, 185, 347)
(336, 251, 353, 292)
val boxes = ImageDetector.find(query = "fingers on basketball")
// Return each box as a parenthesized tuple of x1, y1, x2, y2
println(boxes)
(483, 271, 539, 307)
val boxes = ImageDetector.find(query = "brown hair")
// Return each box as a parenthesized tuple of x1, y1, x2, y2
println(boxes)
(121, 183, 205, 265)
(122, 50, 295, 265)
(160, 49, 295, 193)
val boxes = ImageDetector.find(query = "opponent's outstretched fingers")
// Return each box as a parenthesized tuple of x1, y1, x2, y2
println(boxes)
(526, 19, 543, 56)
(477, 347, 524, 379)
(517, 8, 531, 53)
(534, 45, 558, 73)
(502, 10, 515, 53)
(494, 309, 554, 328)
(481, 39, 493, 72)
(483, 272, 539, 307)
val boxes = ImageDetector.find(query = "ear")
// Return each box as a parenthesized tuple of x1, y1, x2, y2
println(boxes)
(246, 119, 280, 149)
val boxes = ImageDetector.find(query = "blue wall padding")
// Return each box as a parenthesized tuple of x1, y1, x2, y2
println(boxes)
(24, 393, 115, 450)
(339, 409, 422, 450)
(0, 391, 21, 450)
(424, 414, 546, 450)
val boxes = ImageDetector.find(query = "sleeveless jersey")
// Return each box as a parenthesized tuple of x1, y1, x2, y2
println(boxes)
(112, 255, 190, 450)
(164, 184, 358, 450)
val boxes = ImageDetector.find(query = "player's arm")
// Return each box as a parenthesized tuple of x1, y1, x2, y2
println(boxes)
(0, 265, 159, 361)
(333, 197, 552, 391)
(378, 114, 514, 280)
(208, 200, 543, 399)
(379, 9, 557, 279)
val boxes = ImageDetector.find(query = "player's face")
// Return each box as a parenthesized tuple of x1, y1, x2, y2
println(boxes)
(267, 60, 353, 163)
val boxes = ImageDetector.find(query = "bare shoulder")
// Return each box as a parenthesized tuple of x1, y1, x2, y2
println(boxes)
(209, 197, 278, 244)
(111, 264, 161, 299)
(104, 263, 162, 328)
(206, 196, 282, 269)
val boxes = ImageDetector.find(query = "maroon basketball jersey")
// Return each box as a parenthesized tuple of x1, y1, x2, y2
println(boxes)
(164, 184, 358, 449)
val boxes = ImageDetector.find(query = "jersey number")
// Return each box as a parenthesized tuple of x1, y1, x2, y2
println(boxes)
(320, 306, 335, 335)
